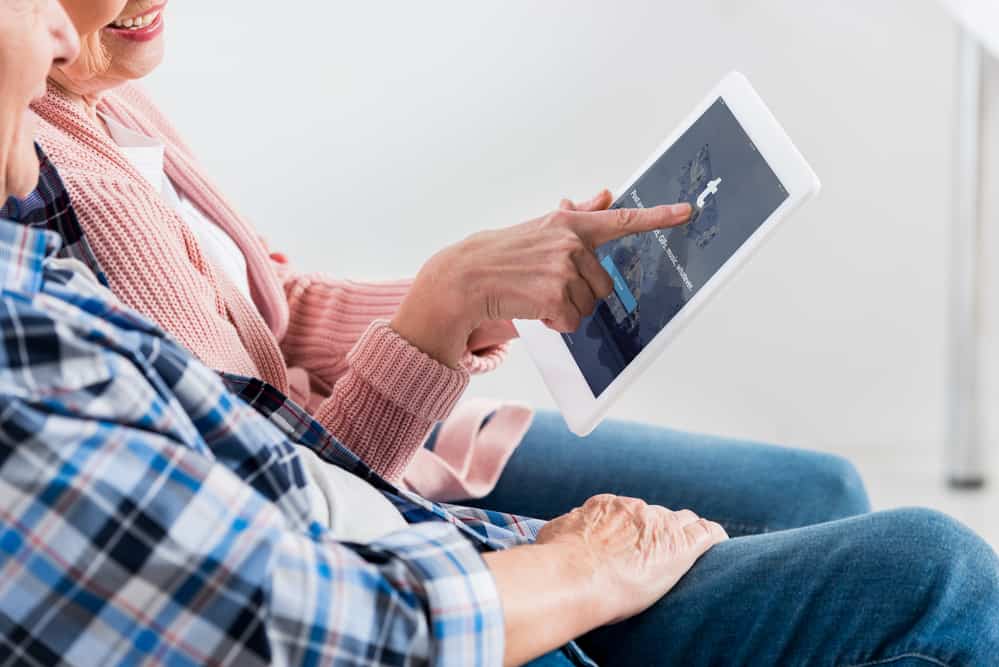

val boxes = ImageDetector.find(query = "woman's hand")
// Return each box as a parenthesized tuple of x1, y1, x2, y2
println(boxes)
(466, 318, 519, 352)
(537, 494, 728, 625)
(391, 191, 692, 367)
(461, 192, 619, 353)
(483, 494, 727, 666)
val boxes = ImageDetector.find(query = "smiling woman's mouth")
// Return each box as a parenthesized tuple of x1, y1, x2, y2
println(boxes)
(103, 4, 167, 41)
(107, 9, 161, 31)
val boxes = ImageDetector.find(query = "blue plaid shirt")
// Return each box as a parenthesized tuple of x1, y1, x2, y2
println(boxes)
(0, 145, 107, 288)
(0, 198, 593, 663)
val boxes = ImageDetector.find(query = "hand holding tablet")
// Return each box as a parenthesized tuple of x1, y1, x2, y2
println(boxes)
(517, 72, 821, 436)
(393, 72, 818, 436)
(525, 202, 696, 333)
(392, 195, 692, 368)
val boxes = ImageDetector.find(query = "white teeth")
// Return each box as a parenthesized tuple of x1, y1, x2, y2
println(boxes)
(111, 11, 159, 29)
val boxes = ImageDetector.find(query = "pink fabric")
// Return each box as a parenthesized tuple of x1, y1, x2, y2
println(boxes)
(403, 399, 534, 500)
(31, 81, 531, 499)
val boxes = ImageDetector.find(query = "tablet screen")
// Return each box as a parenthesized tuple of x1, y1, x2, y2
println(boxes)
(563, 97, 789, 397)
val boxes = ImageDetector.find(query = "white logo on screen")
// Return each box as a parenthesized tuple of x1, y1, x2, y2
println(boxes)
(696, 177, 722, 208)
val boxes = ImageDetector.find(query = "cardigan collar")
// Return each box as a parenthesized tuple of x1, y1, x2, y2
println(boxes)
(30, 81, 292, 393)
(33, 81, 289, 336)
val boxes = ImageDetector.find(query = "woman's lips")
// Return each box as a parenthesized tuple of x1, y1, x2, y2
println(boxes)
(104, 4, 166, 43)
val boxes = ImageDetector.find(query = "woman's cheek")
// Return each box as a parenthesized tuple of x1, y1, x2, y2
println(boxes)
(61, 0, 127, 35)
(55, 31, 111, 84)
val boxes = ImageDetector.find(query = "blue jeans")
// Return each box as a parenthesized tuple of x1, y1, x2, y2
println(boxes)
(460, 412, 999, 666)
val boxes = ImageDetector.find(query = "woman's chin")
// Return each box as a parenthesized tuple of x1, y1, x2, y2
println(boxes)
(102, 39, 166, 82)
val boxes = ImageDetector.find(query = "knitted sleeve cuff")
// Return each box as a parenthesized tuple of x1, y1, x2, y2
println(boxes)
(347, 320, 470, 422)
(313, 321, 470, 480)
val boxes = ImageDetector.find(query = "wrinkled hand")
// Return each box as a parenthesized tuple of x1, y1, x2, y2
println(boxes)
(536, 494, 728, 625)
(462, 192, 618, 353)
(458, 193, 691, 333)
(392, 191, 692, 367)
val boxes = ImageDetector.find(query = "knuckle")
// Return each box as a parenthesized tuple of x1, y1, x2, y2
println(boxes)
(615, 207, 637, 228)
(585, 494, 617, 508)
(555, 231, 585, 258)
(565, 230, 586, 252)
(694, 518, 714, 537)
(616, 496, 647, 511)
(548, 209, 571, 227)
(674, 509, 698, 523)
(645, 504, 671, 520)
(559, 259, 578, 282)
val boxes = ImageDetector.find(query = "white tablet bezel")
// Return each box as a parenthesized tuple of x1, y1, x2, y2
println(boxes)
(516, 71, 821, 436)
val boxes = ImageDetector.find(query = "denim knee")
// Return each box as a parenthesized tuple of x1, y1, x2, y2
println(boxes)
(888, 507, 999, 586)
(867, 508, 999, 662)
(799, 452, 871, 521)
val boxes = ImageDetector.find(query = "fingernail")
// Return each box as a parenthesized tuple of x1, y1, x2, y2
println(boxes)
(671, 203, 692, 218)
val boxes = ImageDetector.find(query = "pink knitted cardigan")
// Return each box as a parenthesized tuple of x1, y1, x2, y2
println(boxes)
(31, 82, 532, 500)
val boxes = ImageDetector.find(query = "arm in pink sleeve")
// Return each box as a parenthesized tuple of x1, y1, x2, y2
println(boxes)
(280, 269, 508, 383)
(281, 271, 415, 391)
(279, 269, 506, 480)
(312, 321, 470, 481)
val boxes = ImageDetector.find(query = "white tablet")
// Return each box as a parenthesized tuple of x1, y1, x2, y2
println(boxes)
(516, 71, 821, 436)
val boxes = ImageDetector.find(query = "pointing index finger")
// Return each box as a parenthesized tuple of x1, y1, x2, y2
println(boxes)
(572, 203, 693, 247)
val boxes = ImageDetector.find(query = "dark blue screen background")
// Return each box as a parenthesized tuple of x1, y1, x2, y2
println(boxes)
(563, 98, 789, 397)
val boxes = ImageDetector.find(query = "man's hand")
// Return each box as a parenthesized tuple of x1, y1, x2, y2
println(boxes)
(537, 494, 728, 624)
(483, 494, 726, 666)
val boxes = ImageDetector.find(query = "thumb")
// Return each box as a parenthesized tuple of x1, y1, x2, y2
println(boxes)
(560, 189, 613, 213)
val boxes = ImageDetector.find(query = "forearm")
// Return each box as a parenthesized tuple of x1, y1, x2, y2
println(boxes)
(483, 543, 606, 667)
(281, 273, 413, 384)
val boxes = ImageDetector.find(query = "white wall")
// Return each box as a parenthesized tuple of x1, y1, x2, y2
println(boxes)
(145, 1, 993, 458)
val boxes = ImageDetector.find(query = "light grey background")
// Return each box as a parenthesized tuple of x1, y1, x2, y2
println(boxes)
(144, 1, 999, 516)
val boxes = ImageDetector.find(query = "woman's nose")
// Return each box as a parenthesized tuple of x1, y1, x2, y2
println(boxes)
(48, 0, 81, 67)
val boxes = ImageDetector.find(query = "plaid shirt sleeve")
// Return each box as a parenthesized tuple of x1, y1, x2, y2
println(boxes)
(0, 398, 504, 666)
(0, 221, 506, 667)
